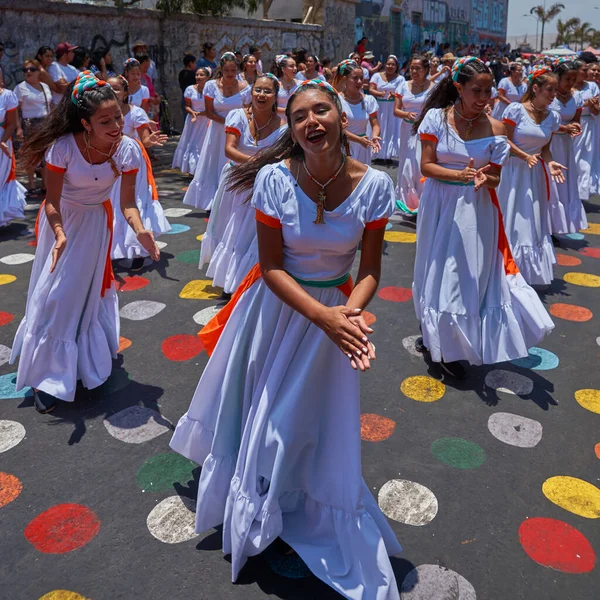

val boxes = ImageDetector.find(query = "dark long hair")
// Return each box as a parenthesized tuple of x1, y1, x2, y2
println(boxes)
(271, 56, 294, 79)
(91, 47, 114, 72)
(35, 46, 54, 65)
(213, 53, 238, 80)
(413, 59, 492, 134)
(20, 81, 118, 171)
(553, 60, 576, 80)
(71, 47, 90, 71)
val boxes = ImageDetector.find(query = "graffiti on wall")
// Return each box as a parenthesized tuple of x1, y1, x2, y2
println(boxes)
(471, 0, 506, 35)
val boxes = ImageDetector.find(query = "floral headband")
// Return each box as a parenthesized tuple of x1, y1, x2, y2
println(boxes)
(220, 51, 236, 62)
(123, 58, 140, 69)
(261, 72, 279, 84)
(275, 54, 289, 66)
(528, 66, 552, 83)
(297, 77, 337, 95)
(451, 56, 483, 82)
(338, 59, 359, 76)
(71, 71, 108, 105)
(200, 66, 212, 77)
(552, 57, 574, 68)
(388, 54, 399, 62)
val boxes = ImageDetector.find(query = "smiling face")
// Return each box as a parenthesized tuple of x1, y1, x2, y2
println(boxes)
(282, 58, 298, 80)
(107, 76, 127, 103)
(430, 57, 440, 71)
(410, 59, 427, 84)
(41, 49, 54, 68)
(345, 68, 364, 93)
(126, 65, 142, 86)
(533, 75, 558, 106)
(305, 56, 317, 72)
(385, 58, 397, 76)
(456, 73, 494, 113)
(82, 99, 123, 144)
(510, 65, 523, 83)
(195, 68, 209, 86)
(252, 76, 277, 112)
(588, 63, 600, 82)
(244, 56, 257, 73)
(221, 60, 238, 82)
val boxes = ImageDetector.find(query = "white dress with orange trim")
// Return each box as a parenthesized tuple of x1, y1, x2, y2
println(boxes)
(200, 109, 287, 292)
(491, 77, 527, 120)
(172, 85, 209, 174)
(393, 80, 434, 214)
(183, 81, 251, 210)
(170, 162, 402, 600)
(573, 81, 599, 201)
(548, 94, 587, 234)
(497, 103, 560, 285)
(10, 134, 143, 401)
(111, 106, 170, 260)
(414, 109, 553, 365)
(340, 94, 378, 164)
(370, 73, 404, 160)
(0, 90, 27, 227)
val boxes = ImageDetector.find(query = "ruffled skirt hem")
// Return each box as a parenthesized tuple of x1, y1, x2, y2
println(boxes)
(0, 180, 27, 226)
(512, 241, 555, 286)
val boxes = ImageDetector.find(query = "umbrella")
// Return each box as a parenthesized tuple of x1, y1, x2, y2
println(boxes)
(541, 47, 576, 56)
(583, 45, 600, 56)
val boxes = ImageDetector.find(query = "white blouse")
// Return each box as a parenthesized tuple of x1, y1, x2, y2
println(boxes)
(15, 82, 52, 119)
(184, 85, 206, 112)
(340, 94, 378, 136)
(129, 85, 150, 107)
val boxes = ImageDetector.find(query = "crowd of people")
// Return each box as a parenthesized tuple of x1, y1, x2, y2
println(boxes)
(1, 35, 599, 600)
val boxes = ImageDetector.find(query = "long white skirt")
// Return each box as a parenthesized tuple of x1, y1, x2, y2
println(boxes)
(413, 179, 554, 364)
(395, 121, 422, 213)
(183, 120, 227, 211)
(170, 279, 401, 599)
(172, 114, 210, 174)
(0, 143, 27, 226)
(591, 116, 600, 194)
(574, 115, 595, 201)
(10, 199, 119, 401)
(377, 100, 399, 160)
(549, 133, 587, 234)
(498, 157, 555, 285)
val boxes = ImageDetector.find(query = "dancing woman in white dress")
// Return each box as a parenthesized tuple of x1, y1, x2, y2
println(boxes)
(237, 54, 259, 86)
(412, 57, 553, 379)
(11, 73, 159, 414)
(492, 62, 527, 120)
(294, 54, 320, 82)
(272, 55, 301, 112)
(170, 80, 402, 599)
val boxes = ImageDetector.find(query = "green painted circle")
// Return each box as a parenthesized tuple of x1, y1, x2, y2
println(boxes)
(431, 437, 486, 469)
(175, 249, 201, 264)
(136, 453, 199, 492)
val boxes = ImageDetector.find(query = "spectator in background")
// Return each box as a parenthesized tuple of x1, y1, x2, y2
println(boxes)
(136, 53, 160, 127)
(35, 46, 57, 97)
(361, 51, 381, 87)
(90, 47, 116, 81)
(197, 42, 217, 71)
(131, 40, 158, 84)
(249, 45, 263, 73)
(179, 53, 197, 96)
(48, 42, 78, 107)
(355, 36, 368, 59)
(71, 47, 90, 72)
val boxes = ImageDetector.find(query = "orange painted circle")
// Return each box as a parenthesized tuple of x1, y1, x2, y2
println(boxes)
(362, 311, 376, 326)
(580, 247, 600, 259)
(360, 414, 396, 442)
(555, 254, 582, 267)
(118, 337, 132, 353)
(0, 312, 14, 326)
(116, 276, 150, 292)
(0, 472, 23, 508)
(549, 303, 593, 322)
(595, 443, 600, 460)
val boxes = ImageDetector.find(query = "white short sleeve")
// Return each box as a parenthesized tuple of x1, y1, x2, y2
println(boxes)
(296, 72, 307, 81)
(118, 136, 143, 174)
(14, 83, 25, 103)
(224, 109, 246, 136)
(365, 94, 378, 116)
(550, 110, 561, 134)
(141, 85, 150, 101)
(203, 80, 217, 100)
(44, 135, 72, 172)
(47, 63, 64, 83)
(395, 79, 408, 98)
(497, 78, 510, 93)
(490, 137, 510, 166)
(365, 170, 395, 225)
(4, 90, 18, 112)
(131, 105, 150, 130)
(502, 103, 522, 126)
(370, 72, 383, 88)
(418, 108, 443, 141)
(240, 85, 251, 104)
(251, 164, 286, 222)
(184, 85, 195, 100)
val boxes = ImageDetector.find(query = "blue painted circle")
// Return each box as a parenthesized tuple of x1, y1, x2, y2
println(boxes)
(0, 372, 33, 399)
(564, 233, 585, 240)
(511, 347, 559, 371)
(165, 224, 191, 235)
(385, 222, 393, 230)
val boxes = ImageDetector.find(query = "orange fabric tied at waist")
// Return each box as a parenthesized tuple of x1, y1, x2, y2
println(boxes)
(135, 138, 158, 200)
(539, 158, 551, 202)
(489, 188, 519, 276)
(101, 199, 115, 296)
(6, 151, 16, 183)
(199, 264, 354, 357)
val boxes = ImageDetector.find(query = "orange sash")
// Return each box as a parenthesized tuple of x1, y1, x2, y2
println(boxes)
(539, 159, 551, 202)
(135, 138, 158, 200)
(489, 188, 519, 276)
(6, 151, 16, 183)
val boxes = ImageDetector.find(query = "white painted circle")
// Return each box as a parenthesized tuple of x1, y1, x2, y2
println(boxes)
(163, 208, 192, 218)
(119, 300, 166, 321)
(378, 479, 438, 526)
(488, 412, 543, 448)
(596, 336, 600, 347)
(0, 253, 35, 265)
(24, 202, 41, 212)
(155, 240, 168, 250)
(103, 406, 173, 443)
(0, 344, 11, 367)
(192, 305, 221, 326)
(484, 369, 533, 396)
(147, 495, 200, 543)
(400, 564, 476, 599)
(0, 420, 26, 453)
(402, 335, 423, 357)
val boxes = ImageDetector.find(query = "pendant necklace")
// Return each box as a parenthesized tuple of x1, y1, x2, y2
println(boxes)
(453, 106, 481, 140)
(250, 109, 275, 146)
(302, 157, 346, 224)
(84, 130, 120, 178)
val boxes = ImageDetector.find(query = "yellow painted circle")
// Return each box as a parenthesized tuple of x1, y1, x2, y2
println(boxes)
(39, 592, 87, 600)
(575, 389, 600, 414)
(0, 274, 16, 285)
(563, 272, 600, 288)
(581, 222, 600, 235)
(542, 476, 600, 519)
(196, 234, 204, 241)
(384, 231, 417, 243)
(179, 279, 221, 300)
(401, 376, 445, 402)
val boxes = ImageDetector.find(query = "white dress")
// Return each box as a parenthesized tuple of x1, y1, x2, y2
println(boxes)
(10, 135, 143, 401)
(202, 110, 287, 293)
(172, 85, 210, 174)
(110, 106, 170, 260)
(128, 85, 150, 108)
(370, 73, 404, 160)
(394, 80, 434, 214)
(549, 94, 586, 234)
(498, 103, 561, 285)
(340, 94, 378, 164)
(0, 90, 26, 227)
(183, 80, 251, 210)
(170, 161, 401, 599)
(277, 79, 301, 111)
(491, 78, 527, 120)
(414, 109, 554, 364)
(573, 82, 599, 201)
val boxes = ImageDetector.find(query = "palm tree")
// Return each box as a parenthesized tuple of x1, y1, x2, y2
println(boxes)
(555, 17, 579, 47)
(530, 3, 565, 51)
(573, 22, 596, 50)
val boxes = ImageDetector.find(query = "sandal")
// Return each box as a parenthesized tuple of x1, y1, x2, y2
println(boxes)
(34, 390, 57, 414)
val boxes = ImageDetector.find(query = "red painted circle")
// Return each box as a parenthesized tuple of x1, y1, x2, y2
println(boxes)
(549, 303, 593, 322)
(377, 286, 413, 302)
(0, 312, 14, 326)
(555, 254, 582, 267)
(116, 276, 150, 292)
(24, 503, 100, 554)
(27, 240, 37, 247)
(580, 247, 600, 259)
(362, 311, 377, 326)
(161, 334, 205, 361)
(360, 414, 396, 442)
(519, 517, 595, 573)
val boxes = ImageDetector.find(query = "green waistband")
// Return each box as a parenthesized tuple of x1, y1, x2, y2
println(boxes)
(357, 133, 367, 137)
(290, 273, 350, 288)
(378, 98, 395, 102)
(433, 178, 475, 186)
(0, 122, 5, 128)
(403, 119, 415, 124)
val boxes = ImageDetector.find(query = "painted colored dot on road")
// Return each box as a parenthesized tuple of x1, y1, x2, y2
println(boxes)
(179, 280, 221, 300)
(118, 337, 132, 353)
(119, 300, 166, 321)
(0, 274, 16, 285)
(162, 334, 205, 361)
(488, 413, 543, 448)
(574, 389, 600, 414)
(0, 344, 10, 367)
(384, 231, 417, 243)
(401, 376, 445, 403)
(0, 472, 22, 508)
(402, 335, 423, 357)
(360, 414, 396, 442)
(136, 453, 198, 492)
(563, 272, 600, 288)
(0, 312, 14, 326)
(565, 232, 585, 240)
(0, 421, 26, 453)
(163, 207, 192, 218)
(378, 286, 413, 302)
(555, 254, 582, 267)
(549, 303, 593, 322)
(511, 347, 559, 371)
(431, 437, 486, 469)
(192, 305, 221, 326)
(176, 249, 201, 265)
(181, 186, 189, 191)
(165, 224, 190, 235)
(519, 517, 595, 573)
(104, 406, 173, 444)
(155, 240, 168, 250)
(542, 476, 600, 519)
(378, 479, 438, 526)
(116, 276, 150, 292)
(385, 222, 393, 230)
(0, 373, 32, 400)
(582, 223, 600, 235)
(400, 564, 476, 599)
(146, 495, 200, 543)
(485, 369, 534, 396)
(196, 234, 204, 241)
(39, 591, 87, 600)
(24, 503, 100, 554)
(362, 310, 376, 326)
(595, 443, 600, 459)
(580, 247, 600, 259)
(0, 253, 35, 265)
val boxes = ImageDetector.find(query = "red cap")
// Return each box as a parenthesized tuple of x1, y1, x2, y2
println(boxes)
(55, 42, 78, 56)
